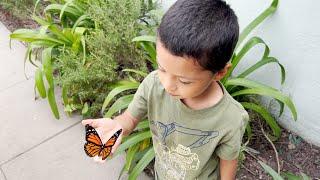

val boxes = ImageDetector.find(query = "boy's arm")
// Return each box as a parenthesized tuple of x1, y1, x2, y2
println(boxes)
(219, 158, 238, 180)
(114, 110, 140, 136)
(216, 112, 249, 179)
(114, 71, 155, 136)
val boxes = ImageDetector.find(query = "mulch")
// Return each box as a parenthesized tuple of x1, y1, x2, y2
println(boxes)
(0, 6, 38, 32)
(1, 6, 319, 179)
(237, 120, 320, 179)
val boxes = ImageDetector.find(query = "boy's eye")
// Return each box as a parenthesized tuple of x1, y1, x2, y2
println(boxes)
(179, 80, 192, 85)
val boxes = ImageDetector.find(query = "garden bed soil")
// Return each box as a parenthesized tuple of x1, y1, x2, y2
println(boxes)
(237, 123, 320, 180)
(0, 6, 39, 32)
(1, 6, 319, 179)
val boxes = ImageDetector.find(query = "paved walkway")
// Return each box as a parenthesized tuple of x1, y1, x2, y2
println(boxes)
(0, 22, 150, 180)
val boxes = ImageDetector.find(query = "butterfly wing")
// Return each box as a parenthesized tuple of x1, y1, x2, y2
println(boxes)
(85, 125, 103, 146)
(100, 146, 112, 160)
(84, 125, 103, 158)
(84, 142, 101, 157)
(100, 129, 123, 160)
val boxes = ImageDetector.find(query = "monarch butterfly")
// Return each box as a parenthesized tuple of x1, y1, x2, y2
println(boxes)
(84, 124, 122, 160)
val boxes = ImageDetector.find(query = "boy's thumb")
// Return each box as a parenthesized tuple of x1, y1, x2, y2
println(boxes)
(81, 119, 94, 126)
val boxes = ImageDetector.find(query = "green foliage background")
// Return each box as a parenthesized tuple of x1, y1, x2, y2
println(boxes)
(55, 0, 150, 118)
(7, 0, 302, 179)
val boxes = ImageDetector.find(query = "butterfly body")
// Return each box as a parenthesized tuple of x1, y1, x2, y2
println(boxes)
(84, 124, 122, 160)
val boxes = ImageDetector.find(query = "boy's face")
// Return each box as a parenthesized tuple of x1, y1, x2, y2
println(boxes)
(156, 40, 220, 100)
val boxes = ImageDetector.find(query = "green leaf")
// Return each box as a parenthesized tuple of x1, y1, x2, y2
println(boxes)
(70, 1, 86, 12)
(134, 120, 150, 131)
(33, 0, 42, 15)
(128, 147, 155, 180)
(101, 81, 139, 114)
(24, 44, 38, 76)
(81, 36, 86, 65)
(258, 160, 284, 180)
(132, 35, 156, 43)
(114, 131, 152, 156)
(32, 15, 51, 26)
(47, 24, 73, 45)
(225, 77, 278, 91)
(241, 102, 281, 139)
(231, 88, 297, 121)
(62, 85, 68, 106)
(61, 28, 75, 42)
(140, 138, 151, 151)
(122, 69, 148, 77)
(104, 94, 134, 118)
(30, 41, 59, 47)
(131, 147, 152, 165)
(45, 4, 80, 21)
(125, 143, 140, 172)
(225, 78, 286, 117)
(300, 172, 311, 180)
(140, 41, 157, 66)
(245, 121, 252, 142)
(281, 172, 301, 180)
(35, 69, 47, 98)
(117, 165, 127, 180)
(223, 37, 268, 82)
(72, 14, 91, 31)
(42, 48, 54, 88)
(82, 102, 89, 115)
(237, 57, 286, 85)
(73, 27, 87, 36)
(47, 87, 60, 119)
(60, 0, 74, 20)
(236, 0, 278, 49)
(10, 29, 65, 45)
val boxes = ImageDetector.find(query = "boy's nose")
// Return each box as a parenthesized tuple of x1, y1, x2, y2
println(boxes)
(164, 79, 177, 92)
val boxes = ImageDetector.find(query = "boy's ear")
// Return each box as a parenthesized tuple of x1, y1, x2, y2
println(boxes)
(213, 63, 232, 81)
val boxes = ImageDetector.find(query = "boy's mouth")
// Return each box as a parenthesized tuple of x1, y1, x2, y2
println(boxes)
(169, 93, 179, 97)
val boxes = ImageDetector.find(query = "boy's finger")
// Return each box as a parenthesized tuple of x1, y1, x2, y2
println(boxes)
(81, 119, 93, 126)
(82, 119, 100, 128)
(93, 156, 101, 163)
(93, 156, 106, 163)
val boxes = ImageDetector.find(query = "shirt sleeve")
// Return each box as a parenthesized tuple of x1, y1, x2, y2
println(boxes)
(215, 112, 249, 160)
(126, 72, 154, 120)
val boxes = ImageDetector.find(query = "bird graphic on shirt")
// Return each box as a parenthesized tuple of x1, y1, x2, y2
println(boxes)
(150, 121, 219, 149)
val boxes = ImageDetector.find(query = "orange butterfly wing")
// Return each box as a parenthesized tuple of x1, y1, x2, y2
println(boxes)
(84, 142, 101, 157)
(99, 146, 112, 160)
(84, 125, 103, 157)
(100, 129, 122, 160)
(84, 125, 122, 160)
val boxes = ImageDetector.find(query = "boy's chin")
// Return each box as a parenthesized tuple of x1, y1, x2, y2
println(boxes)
(169, 94, 183, 99)
(173, 96, 182, 99)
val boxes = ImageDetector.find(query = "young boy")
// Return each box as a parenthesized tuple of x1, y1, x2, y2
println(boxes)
(82, 0, 249, 179)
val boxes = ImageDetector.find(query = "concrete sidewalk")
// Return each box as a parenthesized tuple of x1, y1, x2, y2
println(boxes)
(0, 22, 150, 180)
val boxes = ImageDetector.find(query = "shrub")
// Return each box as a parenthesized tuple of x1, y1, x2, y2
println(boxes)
(10, 0, 157, 119)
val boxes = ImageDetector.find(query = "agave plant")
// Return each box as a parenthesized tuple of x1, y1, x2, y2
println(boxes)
(222, 0, 297, 142)
(102, 0, 298, 178)
(9, 0, 94, 119)
(258, 161, 311, 180)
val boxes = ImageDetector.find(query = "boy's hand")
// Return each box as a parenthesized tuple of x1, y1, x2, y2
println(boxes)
(82, 118, 123, 163)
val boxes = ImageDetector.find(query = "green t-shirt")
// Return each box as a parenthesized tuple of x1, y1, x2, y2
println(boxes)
(127, 70, 249, 180)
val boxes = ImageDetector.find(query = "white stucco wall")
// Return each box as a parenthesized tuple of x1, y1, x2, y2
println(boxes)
(160, 0, 320, 146)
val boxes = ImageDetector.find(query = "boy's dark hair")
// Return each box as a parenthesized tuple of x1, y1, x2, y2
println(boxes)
(158, 0, 239, 73)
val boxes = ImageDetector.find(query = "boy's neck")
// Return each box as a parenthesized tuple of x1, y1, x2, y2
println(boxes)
(181, 81, 224, 110)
